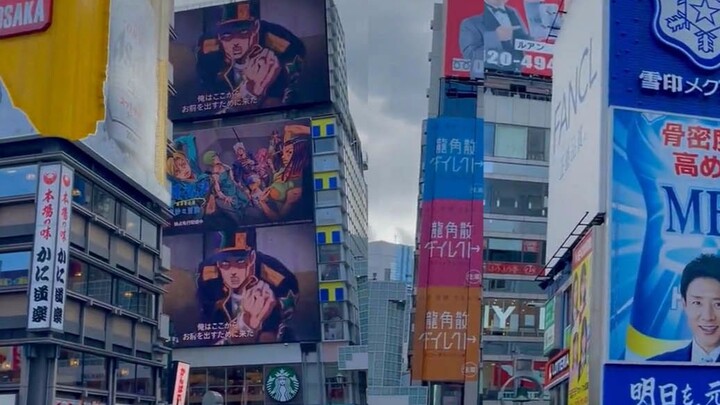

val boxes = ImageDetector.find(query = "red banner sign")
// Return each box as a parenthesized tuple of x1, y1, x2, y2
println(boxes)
(545, 349, 569, 389)
(484, 262, 543, 276)
(0, 0, 53, 39)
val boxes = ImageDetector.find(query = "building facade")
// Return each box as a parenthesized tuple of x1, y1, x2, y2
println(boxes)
(410, 1, 556, 404)
(165, 0, 368, 404)
(368, 241, 414, 285)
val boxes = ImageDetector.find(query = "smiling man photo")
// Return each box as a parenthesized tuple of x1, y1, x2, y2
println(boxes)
(651, 254, 720, 363)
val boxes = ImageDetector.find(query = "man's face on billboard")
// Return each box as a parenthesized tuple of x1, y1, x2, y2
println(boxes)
(218, 23, 259, 62)
(684, 277, 720, 352)
(217, 251, 255, 290)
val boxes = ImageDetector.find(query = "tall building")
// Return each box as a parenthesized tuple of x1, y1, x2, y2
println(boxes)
(368, 241, 414, 284)
(163, 0, 369, 404)
(0, 1, 176, 404)
(411, 1, 559, 404)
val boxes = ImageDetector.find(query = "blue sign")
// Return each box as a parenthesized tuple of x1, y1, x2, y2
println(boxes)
(422, 117, 483, 201)
(610, 1, 720, 117)
(604, 364, 720, 405)
(610, 108, 720, 362)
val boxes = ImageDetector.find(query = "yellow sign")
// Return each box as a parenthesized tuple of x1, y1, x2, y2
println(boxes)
(569, 231, 592, 405)
(0, 0, 110, 140)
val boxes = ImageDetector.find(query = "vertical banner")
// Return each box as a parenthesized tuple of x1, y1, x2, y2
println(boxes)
(569, 230, 591, 405)
(50, 165, 74, 332)
(27, 164, 63, 331)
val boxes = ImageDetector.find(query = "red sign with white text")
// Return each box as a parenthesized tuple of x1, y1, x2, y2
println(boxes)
(0, 0, 53, 39)
(484, 262, 543, 276)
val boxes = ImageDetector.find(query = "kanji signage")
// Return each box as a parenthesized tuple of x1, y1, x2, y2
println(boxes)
(484, 262, 543, 276)
(26, 163, 73, 332)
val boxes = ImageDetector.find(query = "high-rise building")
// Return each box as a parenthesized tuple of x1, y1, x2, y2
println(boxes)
(0, 1, 176, 404)
(411, 1, 558, 404)
(368, 241, 414, 285)
(163, 0, 369, 404)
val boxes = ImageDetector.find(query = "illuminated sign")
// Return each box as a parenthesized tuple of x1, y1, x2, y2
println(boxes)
(0, 0, 53, 39)
(545, 349, 569, 389)
(171, 361, 190, 405)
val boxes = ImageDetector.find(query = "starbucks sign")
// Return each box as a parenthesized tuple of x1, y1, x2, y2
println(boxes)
(265, 367, 300, 403)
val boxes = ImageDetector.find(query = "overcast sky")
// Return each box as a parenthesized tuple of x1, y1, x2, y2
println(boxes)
(335, 0, 436, 245)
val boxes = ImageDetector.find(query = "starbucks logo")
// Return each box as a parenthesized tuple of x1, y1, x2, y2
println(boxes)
(265, 367, 300, 403)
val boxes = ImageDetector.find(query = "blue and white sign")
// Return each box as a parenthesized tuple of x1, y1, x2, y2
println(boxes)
(604, 364, 720, 405)
(610, 1, 720, 117)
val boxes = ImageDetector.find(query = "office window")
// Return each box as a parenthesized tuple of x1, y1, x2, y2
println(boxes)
(0, 165, 37, 198)
(0, 346, 21, 384)
(484, 123, 496, 156)
(140, 218, 158, 249)
(67, 259, 88, 295)
(487, 238, 522, 262)
(70, 213, 87, 249)
(319, 244, 342, 263)
(115, 279, 138, 313)
(314, 137, 337, 153)
(494, 125, 528, 159)
(87, 267, 112, 303)
(88, 223, 110, 259)
(485, 179, 548, 217)
(72, 175, 92, 209)
(118, 206, 141, 240)
(92, 187, 115, 222)
(111, 238, 136, 272)
(116, 362, 137, 394)
(527, 127, 549, 161)
(439, 79, 477, 117)
(0, 251, 30, 287)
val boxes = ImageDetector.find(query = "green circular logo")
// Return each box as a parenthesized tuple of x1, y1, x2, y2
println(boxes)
(265, 366, 300, 403)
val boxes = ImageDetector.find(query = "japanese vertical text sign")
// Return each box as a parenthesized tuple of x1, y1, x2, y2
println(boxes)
(610, 109, 720, 363)
(27, 164, 63, 331)
(50, 165, 74, 332)
(569, 230, 591, 405)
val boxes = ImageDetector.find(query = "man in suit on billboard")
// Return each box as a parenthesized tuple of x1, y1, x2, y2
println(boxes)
(459, 0, 532, 75)
(651, 254, 720, 362)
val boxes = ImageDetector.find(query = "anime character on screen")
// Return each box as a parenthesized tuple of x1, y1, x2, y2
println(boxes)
(167, 135, 212, 219)
(196, 230, 300, 345)
(196, 1, 306, 114)
(651, 254, 720, 363)
(202, 149, 250, 223)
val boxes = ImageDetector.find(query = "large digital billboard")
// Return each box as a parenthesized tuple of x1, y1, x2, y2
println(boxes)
(604, 364, 720, 404)
(444, 0, 562, 79)
(610, 108, 720, 363)
(166, 119, 314, 234)
(609, 1, 720, 118)
(164, 224, 320, 347)
(422, 117, 483, 201)
(169, 0, 330, 121)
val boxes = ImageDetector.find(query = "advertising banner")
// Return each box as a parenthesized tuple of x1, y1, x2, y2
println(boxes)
(166, 119, 314, 234)
(49, 164, 73, 333)
(169, 0, 330, 121)
(609, 1, 720, 118)
(544, 296, 555, 354)
(610, 108, 720, 363)
(603, 364, 720, 404)
(444, 0, 562, 79)
(417, 199, 483, 288)
(411, 286, 481, 382)
(422, 117, 483, 202)
(484, 262, 543, 276)
(545, 349, 569, 389)
(164, 224, 320, 347)
(569, 230, 591, 405)
(546, 0, 604, 263)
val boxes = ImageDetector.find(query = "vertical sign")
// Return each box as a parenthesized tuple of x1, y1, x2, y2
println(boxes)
(50, 165, 74, 332)
(27, 164, 62, 330)
(543, 297, 556, 354)
(170, 361, 190, 405)
(569, 230, 592, 405)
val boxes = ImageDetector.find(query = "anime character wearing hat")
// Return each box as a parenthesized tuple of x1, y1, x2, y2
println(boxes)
(196, 230, 300, 344)
(196, 1, 306, 114)
(258, 124, 311, 221)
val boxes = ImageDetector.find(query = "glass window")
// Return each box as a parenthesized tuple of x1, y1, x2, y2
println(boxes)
(118, 206, 141, 240)
(0, 345, 22, 384)
(483, 298, 545, 337)
(67, 259, 88, 295)
(323, 321, 345, 341)
(494, 125, 528, 159)
(137, 288, 155, 319)
(485, 179, 548, 217)
(88, 223, 110, 259)
(0, 251, 30, 287)
(116, 362, 136, 394)
(140, 218, 158, 249)
(115, 279, 138, 313)
(513, 342, 544, 356)
(482, 340, 509, 355)
(316, 190, 341, 206)
(70, 213, 87, 249)
(72, 175, 92, 209)
(487, 238, 523, 262)
(136, 365, 154, 396)
(83, 354, 107, 390)
(527, 127, 549, 161)
(322, 302, 345, 322)
(314, 138, 337, 153)
(87, 267, 112, 303)
(439, 79, 477, 117)
(92, 187, 115, 222)
(319, 244, 342, 263)
(0, 165, 37, 198)
(138, 250, 154, 280)
(0, 203, 34, 230)
(484, 123, 495, 156)
(111, 238, 136, 272)
(320, 263, 342, 281)
(57, 349, 83, 387)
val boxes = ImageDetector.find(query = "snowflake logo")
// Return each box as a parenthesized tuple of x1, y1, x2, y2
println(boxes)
(653, 0, 720, 70)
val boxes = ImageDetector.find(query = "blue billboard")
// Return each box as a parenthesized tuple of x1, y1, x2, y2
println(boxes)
(609, 1, 720, 117)
(610, 108, 720, 363)
(604, 364, 720, 404)
(422, 117, 484, 201)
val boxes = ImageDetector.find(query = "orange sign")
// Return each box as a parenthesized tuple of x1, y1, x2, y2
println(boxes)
(412, 286, 481, 382)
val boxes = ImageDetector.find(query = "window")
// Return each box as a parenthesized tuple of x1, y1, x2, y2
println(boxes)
(494, 125, 528, 159)
(87, 267, 112, 303)
(483, 298, 545, 337)
(439, 79, 477, 117)
(323, 321, 345, 340)
(111, 238, 136, 272)
(118, 206, 141, 240)
(116, 361, 137, 394)
(72, 175, 92, 209)
(485, 279, 544, 294)
(140, 218, 158, 249)
(322, 302, 345, 322)
(319, 244, 342, 263)
(487, 238, 522, 262)
(70, 213, 87, 249)
(92, 187, 115, 222)
(136, 365, 154, 396)
(88, 223, 110, 259)
(0, 165, 37, 198)
(67, 259, 88, 294)
(57, 349, 107, 390)
(115, 279, 138, 313)
(0, 346, 21, 384)
(136, 288, 155, 319)
(527, 127, 549, 161)
(485, 179, 548, 217)
(0, 251, 30, 287)
(484, 123, 495, 156)
(316, 190, 341, 207)
(320, 263, 342, 281)
(314, 137, 337, 153)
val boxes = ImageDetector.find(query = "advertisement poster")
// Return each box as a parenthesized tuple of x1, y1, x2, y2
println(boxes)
(610, 1, 720, 118)
(443, 0, 485, 79)
(169, 0, 330, 121)
(611, 109, 720, 363)
(166, 119, 314, 234)
(603, 364, 720, 404)
(164, 224, 320, 347)
(569, 231, 591, 405)
(422, 117, 484, 201)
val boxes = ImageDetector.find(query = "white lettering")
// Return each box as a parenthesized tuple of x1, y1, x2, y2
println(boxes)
(34, 0, 44, 23)
(0, 1, 46, 31)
